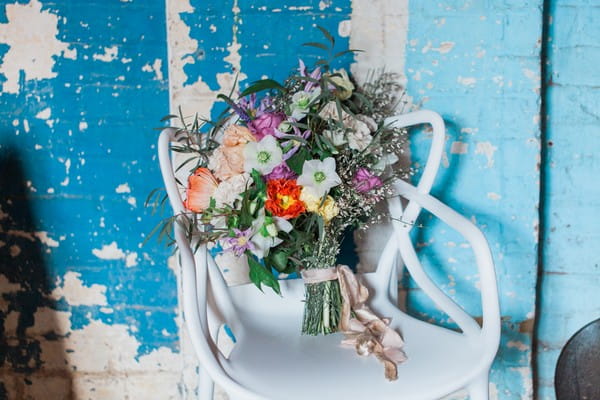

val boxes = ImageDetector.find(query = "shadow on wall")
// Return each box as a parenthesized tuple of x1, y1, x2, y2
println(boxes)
(0, 149, 74, 398)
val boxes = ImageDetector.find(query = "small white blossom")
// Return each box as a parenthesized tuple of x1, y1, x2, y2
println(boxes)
(249, 211, 293, 259)
(322, 129, 347, 148)
(297, 157, 342, 197)
(290, 87, 321, 120)
(243, 135, 283, 175)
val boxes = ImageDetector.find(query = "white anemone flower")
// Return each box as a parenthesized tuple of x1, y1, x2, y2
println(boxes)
(290, 87, 321, 120)
(297, 157, 342, 198)
(249, 211, 293, 259)
(243, 135, 283, 175)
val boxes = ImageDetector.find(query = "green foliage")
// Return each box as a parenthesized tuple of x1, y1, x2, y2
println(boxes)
(248, 255, 281, 294)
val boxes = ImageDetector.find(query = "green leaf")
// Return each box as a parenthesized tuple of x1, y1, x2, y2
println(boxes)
(251, 169, 266, 193)
(239, 79, 285, 97)
(286, 147, 310, 175)
(317, 215, 325, 242)
(316, 25, 335, 46)
(160, 114, 178, 122)
(279, 134, 309, 146)
(268, 250, 290, 273)
(302, 42, 329, 51)
(333, 49, 364, 59)
(248, 256, 281, 295)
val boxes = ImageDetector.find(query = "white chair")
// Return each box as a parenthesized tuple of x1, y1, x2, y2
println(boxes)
(158, 110, 501, 400)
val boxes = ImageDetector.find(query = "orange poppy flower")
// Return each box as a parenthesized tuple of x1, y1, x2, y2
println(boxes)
(265, 179, 306, 219)
(184, 168, 218, 213)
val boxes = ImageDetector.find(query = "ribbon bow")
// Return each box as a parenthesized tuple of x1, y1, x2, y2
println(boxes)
(301, 265, 407, 381)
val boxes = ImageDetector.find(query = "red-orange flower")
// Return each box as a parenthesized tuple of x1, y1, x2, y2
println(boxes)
(184, 168, 218, 213)
(265, 179, 306, 219)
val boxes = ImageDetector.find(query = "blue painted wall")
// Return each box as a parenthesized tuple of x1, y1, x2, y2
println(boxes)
(537, 1, 600, 398)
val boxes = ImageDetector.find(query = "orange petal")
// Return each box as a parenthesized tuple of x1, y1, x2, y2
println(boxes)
(184, 168, 218, 212)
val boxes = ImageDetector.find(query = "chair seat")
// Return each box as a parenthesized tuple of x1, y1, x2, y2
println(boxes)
(222, 277, 486, 400)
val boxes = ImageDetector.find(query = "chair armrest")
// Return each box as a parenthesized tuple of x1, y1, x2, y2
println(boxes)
(158, 128, 263, 399)
(393, 180, 501, 360)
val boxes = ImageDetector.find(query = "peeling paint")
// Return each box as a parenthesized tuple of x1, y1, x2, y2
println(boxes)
(51, 271, 108, 306)
(92, 241, 126, 260)
(0, 0, 76, 94)
(93, 45, 119, 62)
(349, 0, 409, 85)
(115, 183, 131, 193)
(475, 141, 498, 168)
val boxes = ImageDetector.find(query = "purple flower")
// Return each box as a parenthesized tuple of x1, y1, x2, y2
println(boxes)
(265, 162, 298, 181)
(353, 168, 383, 193)
(222, 228, 255, 257)
(297, 59, 322, 92)
(249, 112, 285, 140)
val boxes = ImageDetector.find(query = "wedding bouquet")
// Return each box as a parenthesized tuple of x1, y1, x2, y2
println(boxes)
(150, 29, 411, 379)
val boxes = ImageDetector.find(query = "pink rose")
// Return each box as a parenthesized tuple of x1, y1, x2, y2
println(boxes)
(249, 112, 285, 140)
(209, 125, 256, 181)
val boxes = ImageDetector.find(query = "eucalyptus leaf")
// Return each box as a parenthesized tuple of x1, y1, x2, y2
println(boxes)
(316, 25, 335, 46)
(302, 41, 329, 51)
(240, 79, 285, 97)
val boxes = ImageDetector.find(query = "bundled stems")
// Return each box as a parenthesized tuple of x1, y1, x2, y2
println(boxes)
(302, 280, 342, 335)
(301, 231, 343, 335)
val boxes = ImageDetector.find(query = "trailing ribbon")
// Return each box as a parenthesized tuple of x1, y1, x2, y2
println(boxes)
(301, 265, 407, 381)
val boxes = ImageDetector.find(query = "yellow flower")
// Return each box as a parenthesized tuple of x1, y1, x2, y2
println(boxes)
(319, 196, 339, 223)
(300, 188, 339, 223)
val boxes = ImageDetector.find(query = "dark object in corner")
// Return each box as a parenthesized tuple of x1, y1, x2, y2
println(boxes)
(555, 318, 600, 400)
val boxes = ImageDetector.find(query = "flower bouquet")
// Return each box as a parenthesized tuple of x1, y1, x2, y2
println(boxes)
(150, 29, 412, 380)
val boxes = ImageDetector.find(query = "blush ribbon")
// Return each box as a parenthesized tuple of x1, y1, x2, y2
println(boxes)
(301, 265, 407, 381)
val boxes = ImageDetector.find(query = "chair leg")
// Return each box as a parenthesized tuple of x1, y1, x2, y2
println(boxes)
(467, 372, 489, 400)
(198, 366, 215, 400)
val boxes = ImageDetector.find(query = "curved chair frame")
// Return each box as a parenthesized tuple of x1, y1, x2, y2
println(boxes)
(157, 110, 501, 399)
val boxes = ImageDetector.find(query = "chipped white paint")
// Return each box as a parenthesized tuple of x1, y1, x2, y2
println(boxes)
(60, 157, 71, 186)
(450, 141, 468, 154)
(92, 241, 126, 260)
(167, 0, 246, 119)
(457, 76, 477, 86)
(421, 40, 455, 54)
(487, 192, 501, 201)
(34, 231, 59, 247)
(475, 141, 498, 168)
(51, 271, 108, 306)
(125, 251, 138, 267)
(79, 120, 88, 131)
(0, 274, 21, 295)
(127, 196, 137, 207)
(35, 107, 51, 120)
(116, 183, 131, 193)
(349, 0, 409, 85)
(93, 45, 119, 62)
(507, 340, 529, 351)
(28, 307, 72, 336)
(338, 19, 351, 37)
(0, 0, 76, 94)
(142, 58, 164, 81)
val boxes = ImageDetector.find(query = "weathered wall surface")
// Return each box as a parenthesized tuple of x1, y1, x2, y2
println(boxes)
(0, 0, 191, 398)
(537, 1, 600, 399)
(0, 0, 596, 399)
(404, 2, 542, 398)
